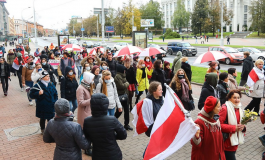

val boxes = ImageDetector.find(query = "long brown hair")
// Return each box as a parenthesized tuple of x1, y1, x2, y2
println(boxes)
(101, 70, 111, 96)
(170, 69, 191, 91)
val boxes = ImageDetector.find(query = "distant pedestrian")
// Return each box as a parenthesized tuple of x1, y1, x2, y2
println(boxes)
(200, 35, 204, 44)
(240, 52, 254, 86)
(162, 35, 165, 42)
(227, 36, 230, 45)
(207, 35, 209, 42)
(216, 34, 218, 39)
(0, 58, 10, 96)
(186, 35, 188, 40)
(194, 35, 198, 44)
(182, 36, 184, 41)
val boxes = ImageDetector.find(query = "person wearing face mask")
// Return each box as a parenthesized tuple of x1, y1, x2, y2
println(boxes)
(80, 63, 91, 83)
(0, 58, 10, 96)
(74, 51, 83, 79)
(22, 58, 35, 105)
(29, 70, 58, 134)
(207, 61, 219, 76)
(91, 65, 101, 87)
(96, 70, 122, 116)
(181, 57, 192, 82)
(216, 72, 230, 105)
(41, 58, 56, 86)
(163, 61, 173, 84)
(144, 57, 153, 79)
(61, 66, 79, 113)
(135, 60, 153, 104)
(99, 61, 109, 74)
(227, 68, 245, 91)
(198, 73, 218, 110)
(170, 69, 194, 111)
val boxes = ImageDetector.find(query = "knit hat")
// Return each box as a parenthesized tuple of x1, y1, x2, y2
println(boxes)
(54, 98, 70, 115)
(17, 52, 22, 57)
(204, 96, 218, 113)
(91, 65, 99, 74)
(39, 70, 49, 79)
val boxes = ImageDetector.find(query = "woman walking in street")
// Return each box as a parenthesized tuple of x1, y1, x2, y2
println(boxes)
(216, 72, 229, 105)
(91, 65, 101, 87)
(61, 66, 79, 113)
(96, 70, 122, 116)
(41, 58, 56, 86)
(244, 59, 265, 114)
(191, 96, 225, 160)
(170, 69, 194, 111)
(7, 49, 16, 75)
(0, 58, 10, 96)
(29, 70, 58, 134)
(22, 58, 35, 105)
(219, 90, 246, 160)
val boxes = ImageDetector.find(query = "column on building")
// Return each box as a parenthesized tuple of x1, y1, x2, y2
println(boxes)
(226, 0, 230, 32)
(164, 3, 167, 28)
(168, 3, 171, 28)
(232, 0, 238, 32)
(238, 0, 243, 31)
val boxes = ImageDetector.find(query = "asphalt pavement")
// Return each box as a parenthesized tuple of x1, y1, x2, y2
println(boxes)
(31, 37, 244, 72)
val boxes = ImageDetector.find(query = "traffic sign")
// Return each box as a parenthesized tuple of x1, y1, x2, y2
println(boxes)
(105, 26, 114, 33)
(81, 28, 85, 31)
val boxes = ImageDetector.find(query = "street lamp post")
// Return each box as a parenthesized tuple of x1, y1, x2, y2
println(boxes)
(33, 0, 38, 48)
(101, 0, 105, 42)
(220, 0, 224, 46)
(97, 15, 99, 41)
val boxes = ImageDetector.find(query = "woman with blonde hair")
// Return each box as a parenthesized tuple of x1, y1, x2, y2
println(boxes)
(135, 59, 153, 104)
(96, 70, 122, 116)
(170, 69, 194, 111)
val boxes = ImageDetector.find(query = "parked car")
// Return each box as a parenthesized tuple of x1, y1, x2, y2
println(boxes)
(166, 42, 197, 56)
(208, 46, 244, 65)
(113, 42, 129, 50)
(94, 42, 111, 51)
(148, 43, 166, 57)
(82, 41, 94, 48)
(237, 47, 265, 61)
(69, 39, 79, 45)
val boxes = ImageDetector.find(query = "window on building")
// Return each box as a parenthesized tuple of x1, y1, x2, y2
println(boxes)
(231, 3, 233, 8)
(244, 5, 248, 12)
(174, 2, 176, 8)
(244, 14, 247, 25)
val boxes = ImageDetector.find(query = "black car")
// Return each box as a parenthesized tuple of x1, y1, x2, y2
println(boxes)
(166, 42, 197, 56)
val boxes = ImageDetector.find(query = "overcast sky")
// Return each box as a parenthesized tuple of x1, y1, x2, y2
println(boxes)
(5, 0, 160, 30)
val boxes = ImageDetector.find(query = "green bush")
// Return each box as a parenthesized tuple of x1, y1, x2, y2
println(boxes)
(159, 35, 164, 39)
(165, 35, 174, 39)
(249, 27, 253, 31)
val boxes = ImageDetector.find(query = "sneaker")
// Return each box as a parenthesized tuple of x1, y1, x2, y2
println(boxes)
(124, 125, 133, 131)
(259, 136, 265, 147)
(21, 88, 23, 92)
(29, 102, 33, 106)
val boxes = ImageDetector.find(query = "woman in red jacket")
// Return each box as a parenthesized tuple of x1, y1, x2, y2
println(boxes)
(191, 96, 226, 160)
(144, 56, 152, 79)
(219, 89, 246, 160)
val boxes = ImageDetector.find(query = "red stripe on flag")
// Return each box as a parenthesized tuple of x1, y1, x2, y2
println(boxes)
(143, 101, 185, 160)
(200, 51, 215, 63)
(136, 100, 148, 134)
(249, 69, 259, 83)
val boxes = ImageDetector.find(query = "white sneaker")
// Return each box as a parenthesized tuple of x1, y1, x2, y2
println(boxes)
(29, 102, 33, 106)
(21, 88, 23, 92)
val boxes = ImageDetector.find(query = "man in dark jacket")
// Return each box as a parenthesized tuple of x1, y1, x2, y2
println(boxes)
(0, 58, 10, 96)
(240, 51, 254, 86)
(43, 98, 90, 160)
(106, 53, 117, 78)
(83, 93, 127, 160)
(59, 52, 74, 76)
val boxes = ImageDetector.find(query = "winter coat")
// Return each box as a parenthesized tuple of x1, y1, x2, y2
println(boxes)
(150, 68, 170, 95)
(114, 72, 129, 96)
(241, 56, 254, 80)
(144, 61, 153, 79)
(83, 93, 127, 160)
(164, 68, 173, 84)
(181, 62, 192, 82)
(0, 62, 10, 77)
(60, 67, 78, 101)
(76, 84, 92, 128)
(59, 57, 74, 76)
(126, 66, 137, 84)
(227, 74, 245, 91)
(94, 75, 101, 88)
(198, 82, 216, 110)
(191, 112, 226, 160)
(172, 52, 182, 75)
(74, 53, 83, 66)
(216, 81, 228, 105)
(22, 65, 34, 84)
(43, 117, 90, 160)
(136, 67, 153, 91)
(171, 81, 193, 111)
(81, 56, 101, 69)
(95, 78, 122, 109)
(249, 78, 264, 98)
(29, 81, 58, 119)
(106, 59, 117, 78)
(7, 53, 16, 65)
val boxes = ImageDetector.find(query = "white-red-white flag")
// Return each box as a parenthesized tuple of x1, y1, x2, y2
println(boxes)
(247, 67, 265, 87)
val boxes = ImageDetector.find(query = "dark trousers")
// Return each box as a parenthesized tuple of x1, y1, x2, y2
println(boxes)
(17, 70, 22, 88)
(40, 118, 51, 130)
(136, 89, 148, 104)
(225, 151, 236, 160)
(245, 97, 261, 113)
(0, 76, 8, 93)
(115, 99, 129, 126)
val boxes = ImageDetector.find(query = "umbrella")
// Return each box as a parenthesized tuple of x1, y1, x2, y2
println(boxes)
(61, 44, 83, 52)
(137, 47, 166, 57)
(113, 46, 143, 57)
(89, 47, 104, 55)
(193, 51, 228, 64)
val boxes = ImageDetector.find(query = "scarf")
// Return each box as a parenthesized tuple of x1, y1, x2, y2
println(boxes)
(35, 49, 39, 55)
(141, 67, 146, 78)
(179, 79, 189, 102)
(81, 80, 91, 90)
(67, 74, 76, 81)
(225, 101, 244, 146)
(198, 108, 221, 132)
(41, 80, 49, 87)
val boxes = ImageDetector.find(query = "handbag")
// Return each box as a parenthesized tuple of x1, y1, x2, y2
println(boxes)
(260, 110, 265, 124)
(119, 93, 128, 103)
(222, 105, 229, 142)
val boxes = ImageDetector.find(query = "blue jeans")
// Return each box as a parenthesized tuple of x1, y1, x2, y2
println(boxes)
(135, 84, 139, 95)
(107, 108, 115, 116)
(69, 99, 78, 113)
(76, 66, 82, 77)
(25, 81, 33, 102)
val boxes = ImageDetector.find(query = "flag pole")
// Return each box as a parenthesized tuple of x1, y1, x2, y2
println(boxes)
(164, 83, 190, 118)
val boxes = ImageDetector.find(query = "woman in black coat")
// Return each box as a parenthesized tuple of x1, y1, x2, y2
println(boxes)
(41, 58, 56, 86)
(181, 57, 192, 82)
(170, 69, 194, 111)
(163, 61, 173, 84)
(83, 93, 127, 160)
(150, 60, 170, 96)
(0, 57, 10, 96)
(60, 66, 79, 113)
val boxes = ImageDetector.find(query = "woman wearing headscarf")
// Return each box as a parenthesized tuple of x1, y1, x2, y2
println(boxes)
(22, 58, 35, 105)
(191, 96, 225, 160)
(219, 90, 246, 160)
(198, 73, 218, 110)
(34, 48, 41, 58)
(29, 70, 58, 134)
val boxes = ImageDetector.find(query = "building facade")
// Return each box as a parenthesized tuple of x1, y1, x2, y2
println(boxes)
(0, 3, 9, 35)
(14, 19, 26, 36)
(8, 16, 15, 35)
(161, 0, 253, 32)
(14, 19, 44, 37)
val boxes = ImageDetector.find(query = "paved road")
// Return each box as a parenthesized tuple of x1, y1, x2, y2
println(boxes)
(32, 37, 244, 72)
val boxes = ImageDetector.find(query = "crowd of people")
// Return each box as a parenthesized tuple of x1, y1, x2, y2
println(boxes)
(1, 42, 265, 160)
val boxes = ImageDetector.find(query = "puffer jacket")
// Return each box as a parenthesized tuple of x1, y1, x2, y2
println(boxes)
(83, 93, 127, 160)
(95, 78, 122, 109)
(43, 117, 90, 160)
(136, 67, 153, 91)
(172, 51, 182, 75)
(60, 66, 78, 101)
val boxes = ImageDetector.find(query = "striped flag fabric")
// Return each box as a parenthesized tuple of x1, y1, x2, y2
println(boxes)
(247, 67, 264, 87)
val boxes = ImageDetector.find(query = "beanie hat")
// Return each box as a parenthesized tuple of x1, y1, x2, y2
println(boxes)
(204, 96, 218, 113)
(39, 70, 49, 79)
(54, 98, 70, 115)
(91, 65, 99, 74)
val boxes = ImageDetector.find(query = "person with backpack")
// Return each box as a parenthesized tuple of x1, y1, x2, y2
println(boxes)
(22, 58, 35, 106)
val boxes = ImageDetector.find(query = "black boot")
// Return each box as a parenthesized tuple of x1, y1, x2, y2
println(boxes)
(85, 149, 92, 156)
(124, 125, 133, 131)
